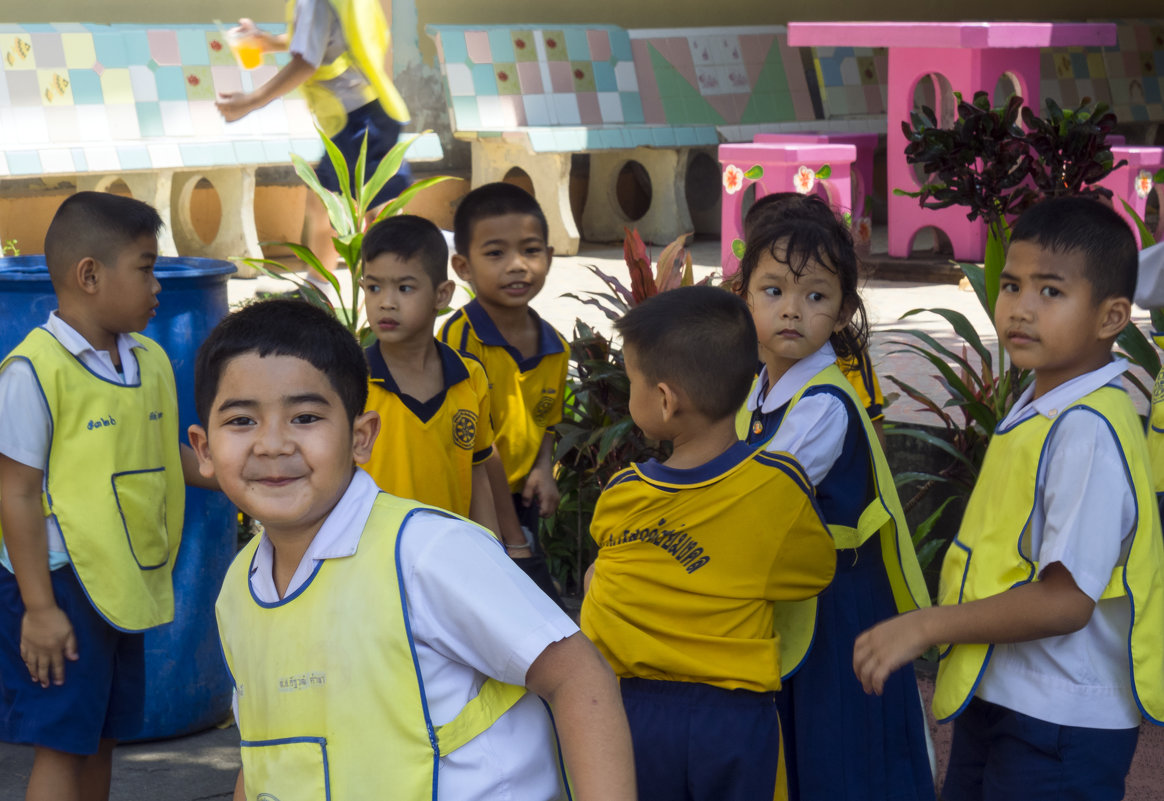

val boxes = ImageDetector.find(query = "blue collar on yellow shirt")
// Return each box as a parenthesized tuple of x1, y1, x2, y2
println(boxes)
(462, 299, 565, 371)
(365, 339, 471, 423)
(635, 441, 754, 487)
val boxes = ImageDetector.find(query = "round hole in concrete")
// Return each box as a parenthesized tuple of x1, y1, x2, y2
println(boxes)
(189, 177, 222, 246)
(910, 72, 955, 188)
(908, 225, 954, 257)
(685, 150, 721, 235)
(105, 179, 132, 197)
(502, 167, 535, 197)
(617, 161, 652, 222)
(992, 71, 1022, 108)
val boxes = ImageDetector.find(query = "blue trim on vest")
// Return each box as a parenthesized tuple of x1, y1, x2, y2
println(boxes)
(237, 736, 332, 801)
(461, 299, 565, 372)
(246, 551, 326, 609)
(365, 339, 472, 423)
(32, 327, 147, 388)
(636, 441, 754, 486)
(110, 467, 170, 570)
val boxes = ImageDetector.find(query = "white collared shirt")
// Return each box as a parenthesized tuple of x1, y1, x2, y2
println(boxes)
(0, 313, 145, 571)
(745, 343, 849, 486)
(978, 358, 1141, 729)
(240, 469, 578, 800)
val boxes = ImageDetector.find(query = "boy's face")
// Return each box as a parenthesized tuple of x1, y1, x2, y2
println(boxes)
(995, 241, 1128, 396)
(361, 253, 454, 347)
(187, 353, 379, 545)
(92, 233, 161, 333)
(451, 213, 552, 314)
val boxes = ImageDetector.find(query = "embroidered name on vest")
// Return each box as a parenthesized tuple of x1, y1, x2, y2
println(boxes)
(149, 410, 164, 420)
(603, 520, 710, 573)
(87, 416, 116, 430)
(278, 671, 326, 692)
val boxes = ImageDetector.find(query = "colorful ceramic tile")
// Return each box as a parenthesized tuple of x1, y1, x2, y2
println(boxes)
(565, 29, 590, 61)
(471, 63, 498, 96)
(437, 30, 468, 65)
(610, 29, 633, 63)
(3, 34, 35, 70)
(621, 92, 644, 124)
(183, 66, 213, 101)
(511, 31, 536, 63)
(28, 34, 64, 68)
(154, 65, 186, 101)
(5, 70, 39, 105)
(476, 95, 507, 128)
(75, 105, 111, 142)
(614, 60, 638, 92)
(43, 105, 78, 142)
(69, 148, 86, 171)
(597, 91, 624, 123)
(540, 31, 567, 62)
(516, 60, 542, 94)
(550, 93, 580, 125)
(147, 30, 180, 66)
(592, 61, 616, 93)
(588, 29, 611, 63)
(159, 99, 193, 136)
(522, 94, 551, 126)
(445, 63, 474, 96)
(498, 94, 526, 126)
(207, 32, 234, 67)
(494, 63, 520, 96)
(488, 29, 514, 63)
(146, 142, 182, 169)
(570, 62, 596, 93)
(6, 150, 42, 175)
(176, 28, 209, 65)
(116, 145, 151, 170)
(187, 100, 223, 137)
(210, 65, 243, 96)
(67, 68, 103, 104)
(37, 69, 73, 105)
(465, 30, 491, 65)
(106, 103, 140, 140)
(451, 95, 480, 129)
(135, 101, 163, 137)
(575, 91, 600, 125)
(120, 30, 151, 66)
(547, 61, 572, 94)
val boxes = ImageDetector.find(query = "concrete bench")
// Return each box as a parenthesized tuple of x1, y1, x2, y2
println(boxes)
(0, 23, 442, 267)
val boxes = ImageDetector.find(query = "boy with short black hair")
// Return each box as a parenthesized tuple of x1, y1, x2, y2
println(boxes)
(855, 196, 1164, 801)
(582, 285, 836, 801)
(188, 299, 634, 801)
(439, 182, 568, 604)
(0, 191, 211, 801)
(359, 214, 500, 531)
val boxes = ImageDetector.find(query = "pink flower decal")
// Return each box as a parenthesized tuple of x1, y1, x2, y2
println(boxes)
(1136, 170, 1153, 199)
(794, 165, 815, 194)
(574, 68, 585, 80)
(210, 40, 223, 52)
(546, 37, 558, 49)
(723, 164, 745, 195)
(515, 38, 526, 49)
(497, 70, 509, 82)
(186, 74, 200, 86)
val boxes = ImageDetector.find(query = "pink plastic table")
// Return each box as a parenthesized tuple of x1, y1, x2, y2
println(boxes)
(788, 22, 1117, 261)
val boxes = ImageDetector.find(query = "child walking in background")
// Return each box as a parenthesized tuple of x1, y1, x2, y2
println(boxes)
(582, 286, 836, 801)
(736, 195, 934, 801)
(855, 197, 1164, 801)
(359, 215, 501, 533)
(440, 183, 568, 607)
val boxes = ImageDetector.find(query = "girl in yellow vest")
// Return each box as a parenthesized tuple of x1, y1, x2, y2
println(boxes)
(735, 195, 934, 801)
(855, 198, 1164, 801)
(215, 1, 412, 293)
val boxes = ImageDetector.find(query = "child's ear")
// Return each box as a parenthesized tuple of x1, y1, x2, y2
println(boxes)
(450, 253, 473, 283)
(186, 424, 217, 480)
(658, 381, 680, 423)
(1097, 296, 1131, 340)
(434, 279, 456, 310)
(351, 410, 381, 465)
(76, 257, 101, 295)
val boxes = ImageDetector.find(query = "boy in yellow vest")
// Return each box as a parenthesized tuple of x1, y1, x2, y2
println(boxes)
(359, 214, 502, 530)
(187, 299, 634, 801)
(854, 197, 1164, 801)
(581, 286, 836, 801)
(439, 183, 570, 607)
(0, 192, 215, 801)
(216, 0, 411, 286)
(1132, 239, 1164, 515)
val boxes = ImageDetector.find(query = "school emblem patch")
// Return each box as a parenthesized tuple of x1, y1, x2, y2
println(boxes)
(532, 393, 555, 426)
(452, 410, 477, 450)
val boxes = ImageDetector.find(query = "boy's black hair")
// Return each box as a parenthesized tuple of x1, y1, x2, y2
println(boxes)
(1008, 196, 1138, 302)
(361, 214, 449, 288)
(193, 299, 368, 427)
(735, 194, 869, 360)
(615, 286, 757, 421)
(44, 191, 163, 287)
(452, 182, 549, 255)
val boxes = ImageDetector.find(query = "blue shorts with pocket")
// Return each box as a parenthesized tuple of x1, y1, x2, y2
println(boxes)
(0, 566, 145, 754)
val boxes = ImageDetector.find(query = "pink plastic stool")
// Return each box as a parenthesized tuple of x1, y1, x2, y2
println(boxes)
(719, 142, 856, 275)
(754, 132, 878, 221)
(1096, 146, 1164, 247)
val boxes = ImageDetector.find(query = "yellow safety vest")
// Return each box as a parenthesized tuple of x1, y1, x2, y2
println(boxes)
(735, 365, 930, 676)
(0, 328, 183, 631)
(1148, 333, 1164, 498)
(934, 386, 1164, 723)
(217, 492, 538, 801)
(286, 0, 410, 136)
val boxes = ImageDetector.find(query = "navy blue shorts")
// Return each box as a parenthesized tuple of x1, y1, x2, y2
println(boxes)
(509, 492, 566, 611)
(314, 101, 412, 208)
(620, 677, 785, 801)
(0, 566, 145, 754)
(943, 697, 1138, 801)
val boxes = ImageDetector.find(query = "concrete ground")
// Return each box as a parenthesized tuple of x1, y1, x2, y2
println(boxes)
(1, 233, 1160, 798)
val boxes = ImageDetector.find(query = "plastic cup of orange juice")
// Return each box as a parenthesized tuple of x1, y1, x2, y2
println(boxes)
(225, 29, 263, 70)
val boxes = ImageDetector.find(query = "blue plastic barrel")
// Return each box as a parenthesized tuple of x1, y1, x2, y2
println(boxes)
(0, 255, 237, 740)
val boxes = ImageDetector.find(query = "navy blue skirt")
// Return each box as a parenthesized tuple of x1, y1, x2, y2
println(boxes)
(777, 537, 935, 801)
(314, 101, 412, 208)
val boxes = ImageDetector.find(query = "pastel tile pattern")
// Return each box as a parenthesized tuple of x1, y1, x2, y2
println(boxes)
(100, 68, 133, 104)
(147, 30, 180, 66)
(154, 65, 186, 101)
(38, 69, 73, 105)
(29, 33, 65, 67)
(465, 31, 491, 64)
(182, 66, 213, 101)
(176, 28, 208, 65)
(43, 105, 79, 142)
(68, 68, 103, 103)
(3, 35, 35, 70)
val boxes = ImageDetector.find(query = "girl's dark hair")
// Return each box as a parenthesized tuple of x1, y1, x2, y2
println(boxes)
(734, 193, 868, 360)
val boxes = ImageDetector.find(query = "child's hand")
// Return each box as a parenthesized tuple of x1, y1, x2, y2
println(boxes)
(21, 606, 78, 688)
(852, 612, 928, 696)
(216, 92, 255, 123)
(522, 464, 560, 518)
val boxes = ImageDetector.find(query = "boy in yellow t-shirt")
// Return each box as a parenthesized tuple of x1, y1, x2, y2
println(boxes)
(359, 214, 500, 530)
(582, 286, 835, 801)
(439, 183, 569, 606)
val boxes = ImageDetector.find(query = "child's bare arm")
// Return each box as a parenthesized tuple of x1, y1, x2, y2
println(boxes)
(526, 632, 636, 801)
(215, 55, 316, 122)
(521, 432, 559, 517)
(181, 443, 219, 490)
(484, 452, 532, 557)
(232, 768, 245, 801)
(468, 462, 502, 537)
(0, 453, 77, 687)
(853, 562, 1093, 694)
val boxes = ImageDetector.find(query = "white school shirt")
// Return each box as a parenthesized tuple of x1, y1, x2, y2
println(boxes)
(289, 0, 371, 113)
(976, 359, 1141, 729)
(0, 313, 144, 573)
(745, 342, 850, 486)
(237, 468, 578, 801)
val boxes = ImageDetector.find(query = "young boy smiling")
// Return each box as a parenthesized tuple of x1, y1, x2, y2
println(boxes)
(358, 215, 500, 531)
(189, 299, 634, 801)
(854, 197, 1164, 801)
